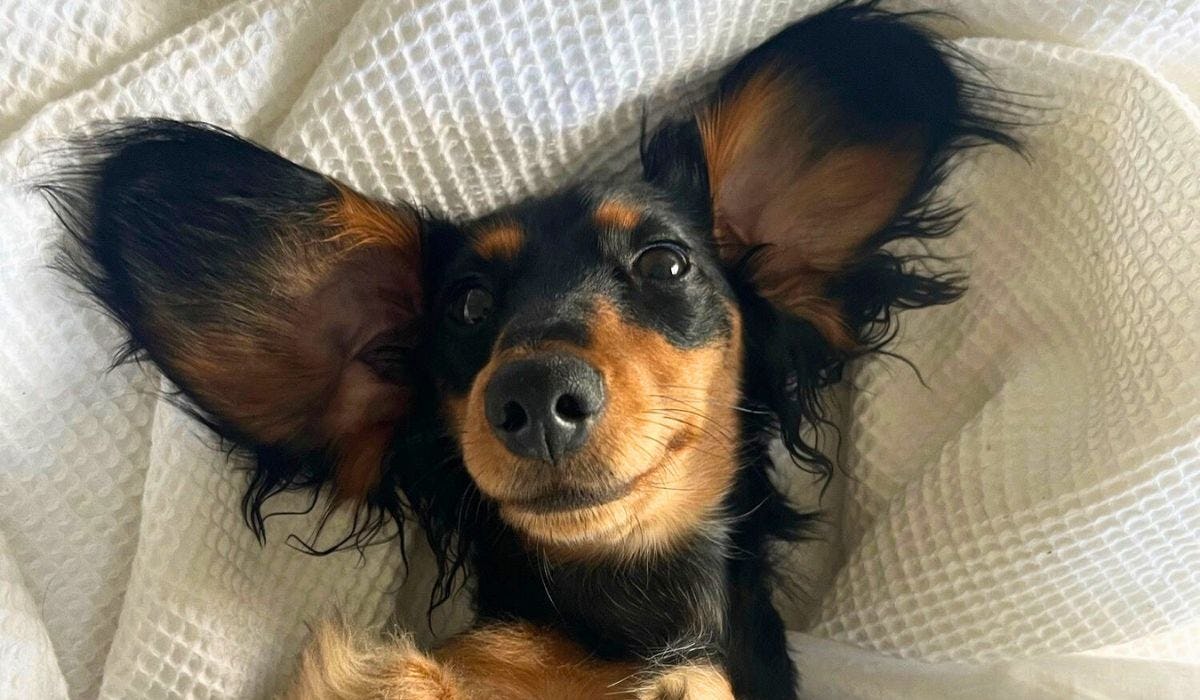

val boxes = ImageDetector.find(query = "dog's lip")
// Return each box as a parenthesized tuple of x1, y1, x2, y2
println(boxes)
(499, 455, 671, 515)
(501, 480, 635, 514)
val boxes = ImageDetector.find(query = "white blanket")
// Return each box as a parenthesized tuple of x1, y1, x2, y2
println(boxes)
(1, 1, 1197, 698)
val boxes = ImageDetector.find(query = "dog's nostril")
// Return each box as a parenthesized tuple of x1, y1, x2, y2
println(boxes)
(484, 353, 605, 461)
(500, 401, 528, 433)
(554, 393, 588, 422)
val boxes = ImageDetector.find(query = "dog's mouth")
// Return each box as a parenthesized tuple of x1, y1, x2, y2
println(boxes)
(500, 480, 634, 514)
(458, 403, 739, 557)
(488, 455, 685, 556)
(497, 456, 669, 515)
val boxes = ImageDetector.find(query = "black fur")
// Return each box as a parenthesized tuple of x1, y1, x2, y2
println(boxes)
(43, 4, 1021, 698)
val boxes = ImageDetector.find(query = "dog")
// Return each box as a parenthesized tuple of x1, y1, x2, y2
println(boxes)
(42, 3, 1019, 697)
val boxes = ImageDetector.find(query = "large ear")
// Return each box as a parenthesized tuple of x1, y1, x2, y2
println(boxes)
(42, 119, 428, 533)
(644, 3, 1019, 350)
(642, 4, 1020, 470)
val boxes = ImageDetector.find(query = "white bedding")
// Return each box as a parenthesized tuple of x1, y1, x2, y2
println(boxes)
(1, 1, 1197, 698)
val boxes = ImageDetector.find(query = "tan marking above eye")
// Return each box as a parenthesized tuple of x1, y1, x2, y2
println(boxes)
(593, 199, 643, 230)
(473, 223, 525, 261)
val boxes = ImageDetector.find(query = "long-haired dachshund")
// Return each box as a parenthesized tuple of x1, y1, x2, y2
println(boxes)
(43, 3, 1018, 698)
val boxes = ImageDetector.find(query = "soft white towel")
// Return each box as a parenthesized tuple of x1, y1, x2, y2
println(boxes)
(1, 1, 1197, 697)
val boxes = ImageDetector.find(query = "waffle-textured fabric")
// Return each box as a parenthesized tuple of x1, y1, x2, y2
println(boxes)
(1, 1, 1197, 698)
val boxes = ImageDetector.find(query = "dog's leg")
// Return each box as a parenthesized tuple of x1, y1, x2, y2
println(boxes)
(430, 622, 635, 698)
(287, 621, 630, 699)
(287, 622, 732, 699)
(438, 625, 733, 699)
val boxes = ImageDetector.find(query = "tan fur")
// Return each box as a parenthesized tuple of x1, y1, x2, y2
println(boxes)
(472, 222, 525, 261)
(634, 663, 735, 699)
(286, 622, 459, 700)
(288, 621, 663, 699)
(594, 199, 643, 230)
(434, 623, 637, 698)
(323, 183, 423, 252)
(698, 67, 792, 213)
(456, 299, 743, 561)
(452, 349, 521, 495)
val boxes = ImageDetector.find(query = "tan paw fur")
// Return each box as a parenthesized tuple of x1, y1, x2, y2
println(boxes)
(285, 621, 461, 700)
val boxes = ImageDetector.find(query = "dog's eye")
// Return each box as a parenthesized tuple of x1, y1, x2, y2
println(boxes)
(633, 244, 689, 281)
(450, 286, 494, 325)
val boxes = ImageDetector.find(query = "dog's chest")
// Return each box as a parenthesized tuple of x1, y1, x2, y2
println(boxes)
(473, 529, 730, 661)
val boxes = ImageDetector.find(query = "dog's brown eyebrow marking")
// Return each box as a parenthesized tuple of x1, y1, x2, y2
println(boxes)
(593, 199, 643, 230)
(323, 183, 422, 251)
(473, 223, 525, 261)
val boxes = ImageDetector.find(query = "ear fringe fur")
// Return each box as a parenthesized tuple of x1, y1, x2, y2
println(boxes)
(718, 2, 1031, 488)
(40, 122, 401, 560)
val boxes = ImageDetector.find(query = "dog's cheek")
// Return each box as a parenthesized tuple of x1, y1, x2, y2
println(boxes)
(631, 307, 744, 537)
(587, 360, 662, 482)
(585, 300, 743, 496)
(579, 301, 673, 482)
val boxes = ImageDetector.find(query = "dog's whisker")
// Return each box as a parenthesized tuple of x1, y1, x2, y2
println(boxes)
(638, 410, 737, 445)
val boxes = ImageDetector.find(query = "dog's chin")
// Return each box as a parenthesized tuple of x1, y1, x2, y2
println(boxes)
(500, 481, 635, 515)
(489, 457, 672, 554)
(500, 496, 640, 551)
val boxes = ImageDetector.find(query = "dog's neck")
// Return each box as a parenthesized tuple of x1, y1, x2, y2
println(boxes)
(473, 495, 735, 662)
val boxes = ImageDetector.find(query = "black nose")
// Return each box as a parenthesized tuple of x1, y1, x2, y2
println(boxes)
(484, 353, 606, 462)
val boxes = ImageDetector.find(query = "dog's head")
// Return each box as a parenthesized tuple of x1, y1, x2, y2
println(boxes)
(44, 6, 1016, 564)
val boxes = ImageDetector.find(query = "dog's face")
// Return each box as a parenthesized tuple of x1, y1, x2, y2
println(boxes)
(428, 187, 742, 552)
(47, 7, 1015, 559)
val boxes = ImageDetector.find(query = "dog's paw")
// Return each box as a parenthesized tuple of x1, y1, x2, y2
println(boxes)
(633, 664, 733, 700)
(285, 621, 460, 700)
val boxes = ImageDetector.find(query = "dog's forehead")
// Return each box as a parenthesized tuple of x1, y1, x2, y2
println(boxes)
(467, 187, 659, 264)
(472, 195, 584, 264)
